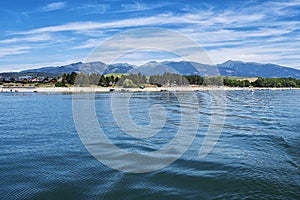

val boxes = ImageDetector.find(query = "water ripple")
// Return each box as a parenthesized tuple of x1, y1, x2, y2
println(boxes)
(0, 90, 299, 199)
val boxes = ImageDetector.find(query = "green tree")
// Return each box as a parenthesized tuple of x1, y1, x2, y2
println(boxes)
(122, 79, 137, 88)
(68, 72, 77, 85)
(55, 82, 66, 87)
(89, 73, 101, 85)
(75, 73, 89, 86)
(98, 75, 107, 86)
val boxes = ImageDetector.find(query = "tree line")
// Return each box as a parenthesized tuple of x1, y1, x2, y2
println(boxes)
(57, 72, 119, 87)
(5, 71, 297, 88)
(251, 77, 300, 88)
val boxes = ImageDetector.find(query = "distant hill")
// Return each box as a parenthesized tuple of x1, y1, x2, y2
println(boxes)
(136, 61, 217, 76)
(217, 60, 300, 78)
(1, 60, 300, 78)
(20, 61, 137, 75)
(136, 60, 300, 78)
(21, 61, 107, 75)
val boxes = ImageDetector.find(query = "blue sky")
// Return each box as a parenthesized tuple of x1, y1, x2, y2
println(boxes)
(0, 0, 300, 72)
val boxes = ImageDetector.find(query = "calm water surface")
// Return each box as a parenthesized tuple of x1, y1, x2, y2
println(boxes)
(0, 90, 299, 199)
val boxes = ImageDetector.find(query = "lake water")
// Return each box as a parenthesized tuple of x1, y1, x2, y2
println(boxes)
(0, 90, 299, 199)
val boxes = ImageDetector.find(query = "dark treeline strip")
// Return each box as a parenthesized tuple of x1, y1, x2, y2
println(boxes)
(2, 72, 299, 88)
(251, 77, 300, 87)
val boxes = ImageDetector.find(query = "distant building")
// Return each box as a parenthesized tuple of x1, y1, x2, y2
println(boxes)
(21, 78, 29, 84)
(50, 78, 57, 83)
(9, 78, 16, 83)
(57, 77, 63, 82)
(40, 77, 49, 83)
(31, 78, 39, 83)
(19, 75, 32, 80)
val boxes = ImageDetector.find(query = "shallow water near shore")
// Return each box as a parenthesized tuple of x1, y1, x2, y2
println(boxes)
(0, 90, 299, 199)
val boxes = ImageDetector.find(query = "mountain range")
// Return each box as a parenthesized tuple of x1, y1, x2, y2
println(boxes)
(2, 60, 300, 78)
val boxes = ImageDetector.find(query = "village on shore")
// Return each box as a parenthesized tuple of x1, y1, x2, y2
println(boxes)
(1, 72, 299, 93)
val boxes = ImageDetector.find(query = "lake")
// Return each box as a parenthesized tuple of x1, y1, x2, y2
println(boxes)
(0, 90, 299, 199)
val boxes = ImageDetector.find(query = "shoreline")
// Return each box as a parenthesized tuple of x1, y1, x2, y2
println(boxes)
(1, 86, 299, 93)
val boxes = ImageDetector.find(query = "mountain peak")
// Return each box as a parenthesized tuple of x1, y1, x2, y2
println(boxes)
(146, 61, 158, 64)
(5, 60, 300, 79)
(222, 60, 243, 65)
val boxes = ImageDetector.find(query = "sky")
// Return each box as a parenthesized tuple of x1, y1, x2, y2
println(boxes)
(0, 0, 299, 72)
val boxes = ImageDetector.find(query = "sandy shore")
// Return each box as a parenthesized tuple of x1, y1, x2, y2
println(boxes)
(1, 85, 299, 93)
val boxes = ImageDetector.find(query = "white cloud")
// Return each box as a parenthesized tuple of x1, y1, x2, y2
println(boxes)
(119, 2, 166, 13)
(0, 34, 52, 44)
(42, 2, 66, 12)
(14, 14, 175, 35)
(14, 10, 265, 36)
(0, 46, 31, 57)
(3, 0, 300, 71)
(71, 38, 105, 49)
(69, 3, 108, 14)
(83, 28, 213, 66)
